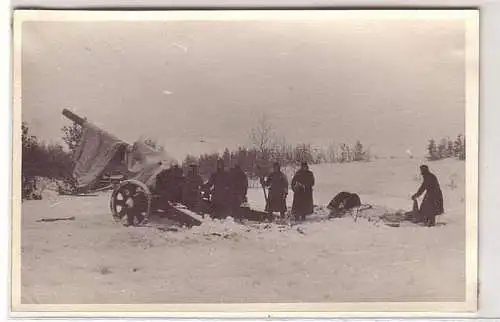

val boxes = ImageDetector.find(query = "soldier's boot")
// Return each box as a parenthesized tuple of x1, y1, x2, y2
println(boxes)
(427, 215, 436, 227)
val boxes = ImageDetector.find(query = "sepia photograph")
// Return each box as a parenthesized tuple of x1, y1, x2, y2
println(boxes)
(11, 9, 478, 316)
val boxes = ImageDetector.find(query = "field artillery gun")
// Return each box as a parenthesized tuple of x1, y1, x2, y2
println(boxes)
(62, 109, 204, 227)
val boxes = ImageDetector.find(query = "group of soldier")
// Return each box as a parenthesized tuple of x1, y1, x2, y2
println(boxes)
(261, 161, 315, 221)
(155, 160, 249, 218)
(155, 159, 316, 221)
(155, 159, 444, 227)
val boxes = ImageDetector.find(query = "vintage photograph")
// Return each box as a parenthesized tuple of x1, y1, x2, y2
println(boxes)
(12, 9, 478, 314)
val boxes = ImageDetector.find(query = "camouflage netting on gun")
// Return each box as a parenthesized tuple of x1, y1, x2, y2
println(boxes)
(72, 123, 127, 190)
(72, 123, 177, 191)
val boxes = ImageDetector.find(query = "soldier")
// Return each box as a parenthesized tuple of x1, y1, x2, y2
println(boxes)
(412, 165, 444, 227)
(205, 159, 232, 217)
(169, 164, 184, 203)
(262, 162, 289, 218)
(155, 167, 171, 200)
(183, 164, 204, 213)
(291, 162, 315, 221)
(229, 164, 249, 217)
(155, 164, 184, 203)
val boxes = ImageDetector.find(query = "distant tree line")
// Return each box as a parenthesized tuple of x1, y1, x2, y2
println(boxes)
(426, 134, 466, 161)
(181, 114, 371, 180)
(22, 122, 75, 199)
(181, 139, 371, 181)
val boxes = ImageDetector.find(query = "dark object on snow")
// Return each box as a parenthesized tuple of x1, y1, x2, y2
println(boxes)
(37, 216, 75, 223)
(291, 162, 315, 221)
(412, 165, 444, 227)
(157, 226, 179, 232)
(240, 208, 274, 222)
(327, 192, 362, 213)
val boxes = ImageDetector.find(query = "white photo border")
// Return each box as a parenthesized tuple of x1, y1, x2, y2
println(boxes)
(9, 8, 480, 319)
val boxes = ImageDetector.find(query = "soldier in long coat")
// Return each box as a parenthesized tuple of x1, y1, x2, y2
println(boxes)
(183, 164, 204, 213)
(412, 165, 444, 227)
(262, 162, 289, 218)
(205, 159, 232, 217)
(158, 164, 184, 203)
(291, 162, 315, 221)
(155, 167, 172, 200)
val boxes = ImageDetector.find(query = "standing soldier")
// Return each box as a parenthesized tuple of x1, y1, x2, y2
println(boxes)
(291, 162, 315, 221)
(171, 164, 185, 203)
(205, 159, 232, 217)
(262, 162, 289, 218)
(161, 164, 185, 203)
(412, 165, 444, 227)
(183, 164, 204, 213)
(155, 166, 172, 201)
(229, 164, 249, 217)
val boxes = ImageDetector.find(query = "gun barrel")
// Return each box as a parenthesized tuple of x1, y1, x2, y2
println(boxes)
(62, 109, 86, 125)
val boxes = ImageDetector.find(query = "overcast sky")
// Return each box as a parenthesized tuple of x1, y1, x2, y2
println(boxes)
(21, 14, 466, 161)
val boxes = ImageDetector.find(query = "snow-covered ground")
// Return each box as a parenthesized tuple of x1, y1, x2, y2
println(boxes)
(20, 158, 466, 304)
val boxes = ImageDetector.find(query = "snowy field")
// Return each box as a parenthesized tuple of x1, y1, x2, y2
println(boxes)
(20, 158, 466, 304)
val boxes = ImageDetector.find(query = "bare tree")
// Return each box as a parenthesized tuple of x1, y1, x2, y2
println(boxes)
(249, 113, 275, 161)
(271, 135, 294, 164)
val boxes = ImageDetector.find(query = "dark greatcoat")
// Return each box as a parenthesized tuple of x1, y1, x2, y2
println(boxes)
(263, 171, 288, 213)
(183, 172, 204, 212)
(170, 166, 185, 203)
(291, 169, 315, 216)
(205, 170, 232, 215)
(414, 171, 444, 221)
(154, 167, 184, 204)
(230, 167, 248, 205)
(155, 168, 171, 198)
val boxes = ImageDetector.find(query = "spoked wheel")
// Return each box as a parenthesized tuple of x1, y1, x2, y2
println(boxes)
(110, 180, 152, 226)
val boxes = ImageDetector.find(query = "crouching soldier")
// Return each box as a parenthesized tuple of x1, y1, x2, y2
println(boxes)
(183, 164, 203, 214)
(291, 162, 315, 221)
(262, 162, 289, 218)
